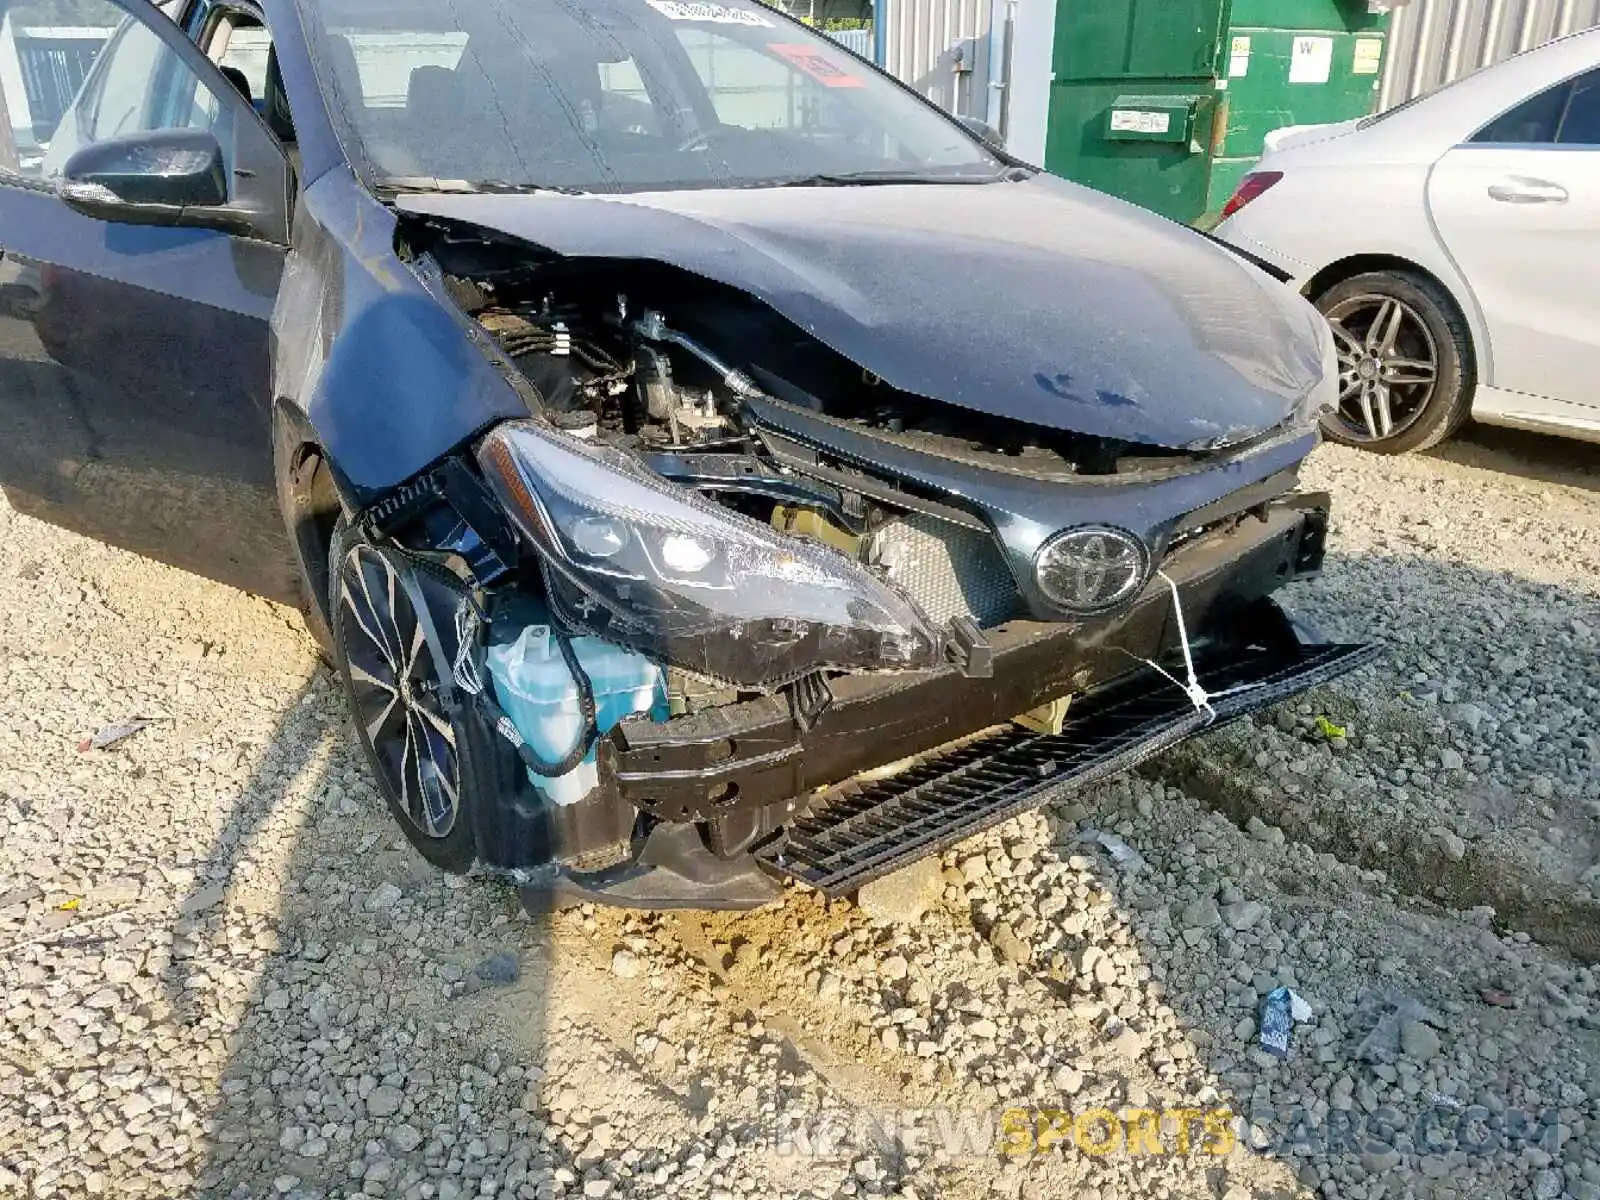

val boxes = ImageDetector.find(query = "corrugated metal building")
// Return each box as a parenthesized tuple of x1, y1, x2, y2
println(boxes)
(825, 27, 875, 55)
(0, 18, 111, 152)
(877, 0, 1005, 121)
(869, 0, 1600, 157)
(1378, 0, 1600, 107)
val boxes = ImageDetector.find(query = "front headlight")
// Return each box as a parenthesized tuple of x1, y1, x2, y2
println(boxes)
(478, 421, 941, 689)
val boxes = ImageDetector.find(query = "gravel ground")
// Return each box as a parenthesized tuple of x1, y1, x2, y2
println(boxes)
(2, 432, 1598, 1200)
(1163, 431, 1600, 956)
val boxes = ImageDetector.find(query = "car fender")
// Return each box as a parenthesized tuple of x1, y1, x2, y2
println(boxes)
(1298, 246, 1491, 392)
(270, 170, 528, 508)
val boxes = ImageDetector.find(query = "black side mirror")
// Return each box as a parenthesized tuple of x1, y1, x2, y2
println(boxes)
(56, 128, 252, 235)
(958, 115, 1006, 154)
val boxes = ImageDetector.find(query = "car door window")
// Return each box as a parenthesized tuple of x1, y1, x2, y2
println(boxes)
(0, 0, 128, 177)
(81, 13, 169, 143)
(214, 22, 275, 106)
(5, 0, 239, 180)
(1471, 79, 1570, 145)
(1557, 69, 1600, 145)
(598, 56, 663, 136)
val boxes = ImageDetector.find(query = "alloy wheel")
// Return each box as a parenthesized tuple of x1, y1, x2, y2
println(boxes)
(1323, 294, 1439, 444)
(337, 544, 461, 838)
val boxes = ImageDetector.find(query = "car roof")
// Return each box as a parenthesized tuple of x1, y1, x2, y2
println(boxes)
(1365, 25, 1600, 147)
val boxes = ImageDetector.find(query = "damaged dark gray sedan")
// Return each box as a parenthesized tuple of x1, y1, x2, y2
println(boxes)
(0, 0, 1376, 907)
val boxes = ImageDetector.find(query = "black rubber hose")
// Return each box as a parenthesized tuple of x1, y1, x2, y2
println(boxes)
(474, 583, 601, 780)
(474, 686, 595, 780)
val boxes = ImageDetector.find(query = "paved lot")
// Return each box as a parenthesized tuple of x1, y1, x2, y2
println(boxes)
(1, 434, 1597, 1200)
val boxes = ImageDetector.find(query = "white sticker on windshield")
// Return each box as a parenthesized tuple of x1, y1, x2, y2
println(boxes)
(645, 0, 774, 24)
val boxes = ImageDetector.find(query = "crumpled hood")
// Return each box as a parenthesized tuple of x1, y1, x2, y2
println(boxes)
(397, 173, 1330, 449)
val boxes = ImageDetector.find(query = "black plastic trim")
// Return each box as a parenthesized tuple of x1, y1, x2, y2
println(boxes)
(759, 639, 1380, 896)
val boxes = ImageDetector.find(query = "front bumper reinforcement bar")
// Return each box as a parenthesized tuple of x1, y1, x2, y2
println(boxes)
(755, 637, 1379, 896)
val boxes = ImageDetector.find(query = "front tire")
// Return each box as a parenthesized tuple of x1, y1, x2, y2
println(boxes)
(1314, 270, 1475, 454)
(330, 520, 478, 873)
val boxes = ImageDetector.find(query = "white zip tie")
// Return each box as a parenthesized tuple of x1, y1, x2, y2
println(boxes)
(452, 600, 485, 697)
(1153, 570, 1214, 718)
(1124, 570, 1271, 722)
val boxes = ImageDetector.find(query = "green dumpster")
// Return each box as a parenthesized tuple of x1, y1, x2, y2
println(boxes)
(1044, 0, 1396, 225)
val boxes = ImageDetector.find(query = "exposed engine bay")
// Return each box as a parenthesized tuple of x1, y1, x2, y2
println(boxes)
(428, 234, 1238, 476)
(398, 218, 1291, 686)
(341, 215, 1360, 908)
(462, 272, 1053, 639)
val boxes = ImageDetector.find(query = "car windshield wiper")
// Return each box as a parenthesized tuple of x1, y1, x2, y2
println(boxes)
(464, 179, 590, 196)
(373, 167, 1034, 199)
(763, 166, 1029, 189)
(373, 176, 587, 197)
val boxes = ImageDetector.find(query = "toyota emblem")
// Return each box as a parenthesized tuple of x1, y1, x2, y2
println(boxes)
(1034, 527, 1150, 613)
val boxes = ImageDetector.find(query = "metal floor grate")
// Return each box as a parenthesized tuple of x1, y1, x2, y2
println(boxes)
(758, 642, 1381, 896)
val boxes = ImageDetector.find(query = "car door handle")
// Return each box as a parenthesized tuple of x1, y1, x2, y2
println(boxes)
(1487, 177, 1568, 204)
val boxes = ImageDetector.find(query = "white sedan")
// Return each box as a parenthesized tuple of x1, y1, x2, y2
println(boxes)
(1215, 28, 1599, 453)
